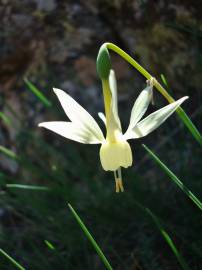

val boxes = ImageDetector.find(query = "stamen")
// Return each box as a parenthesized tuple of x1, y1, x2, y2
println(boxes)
(114, 168, 124, 193)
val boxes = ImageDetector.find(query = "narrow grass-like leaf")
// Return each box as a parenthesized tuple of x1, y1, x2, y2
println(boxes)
(24, 78, 52, 107)
(68, 203, 113, 270)
(0, 145, 18, 160)
(142, 144, 202, 210)
(44, 240, 55, 250)
(0, 248, 26, 270)
(160, 74, 169, 88)
(0, 112, 12, 126)
(0, 145, 55, 182)
(146, 208, 190, 270)
(134, 201, 190, 270)
(6, 184, 49, 191)
(159, 74, 202, 145)
(177, 107, 202, 145)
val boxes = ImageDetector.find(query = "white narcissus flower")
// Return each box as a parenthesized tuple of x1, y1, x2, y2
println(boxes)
(39, 70, 188, 192)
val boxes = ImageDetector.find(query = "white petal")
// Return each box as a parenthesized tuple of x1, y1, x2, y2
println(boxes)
(53, 88, 104, 142)
(98, 112, 106, 125)
(108, 70, 121, 132)
(124, 96, 188, 139)
(38, 121, 103, 144)
(126, 85, 153, 133)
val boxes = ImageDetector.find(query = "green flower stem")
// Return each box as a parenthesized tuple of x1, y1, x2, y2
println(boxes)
(106, 42, 173, 102)
(105, 42, 202, 145)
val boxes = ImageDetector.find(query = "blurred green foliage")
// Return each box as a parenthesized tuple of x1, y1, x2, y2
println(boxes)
(0, 85, 201, 269)
(1, 1, 202, 267)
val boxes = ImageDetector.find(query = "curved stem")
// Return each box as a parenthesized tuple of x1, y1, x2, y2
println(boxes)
(106, 42, 174, 103)
(105, 42, 202, 145)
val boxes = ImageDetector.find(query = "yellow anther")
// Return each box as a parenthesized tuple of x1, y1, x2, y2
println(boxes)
(114, 168, 124, 193)
(115, 178, 124, 192)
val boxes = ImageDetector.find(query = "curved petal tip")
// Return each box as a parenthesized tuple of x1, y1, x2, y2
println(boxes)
(53, 88, 62, 95)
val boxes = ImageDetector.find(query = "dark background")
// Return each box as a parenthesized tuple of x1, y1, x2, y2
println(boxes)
(0, 1, 202, 269)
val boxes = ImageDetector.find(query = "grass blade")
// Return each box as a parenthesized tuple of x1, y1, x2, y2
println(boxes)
(160, 74, 169, 88)
(68, 203, 113, 270)
(0, 248, 26, 270)
(144, 207, 190, 270)
(0, 145, 18, 160)
(6, 184, 49, 191)
(142, 144, 202, 210)
(177, 107, 202, 145)
(134, 201, 190, 270)
(159, 74, 202, 145)
(147, 209, 190, 270)
(160, 74, 202, 145)
(24, 78, 52, 107)
(0, 112, 12, 126)
(44, 240, 55, 250)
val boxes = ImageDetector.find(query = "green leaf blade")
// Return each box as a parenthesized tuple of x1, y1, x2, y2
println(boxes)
(142, 144, 202, 210)
(0, 112, 12, 126)
(160, 74, 169, 88)
(6, 184, 49, 191)
(68, 203, 113, 270)
(0, 248, 26, 270)
(177, 107, 202, 146)
(44, 240, 55, 250)
(145, 208, 191, 270)
(0, 145, 18, 160)
(24, 78, 52, 107)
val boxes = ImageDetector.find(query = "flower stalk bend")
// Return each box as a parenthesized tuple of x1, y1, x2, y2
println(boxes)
(38, 43, 188, 192)
(104, 42, 202, 145)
